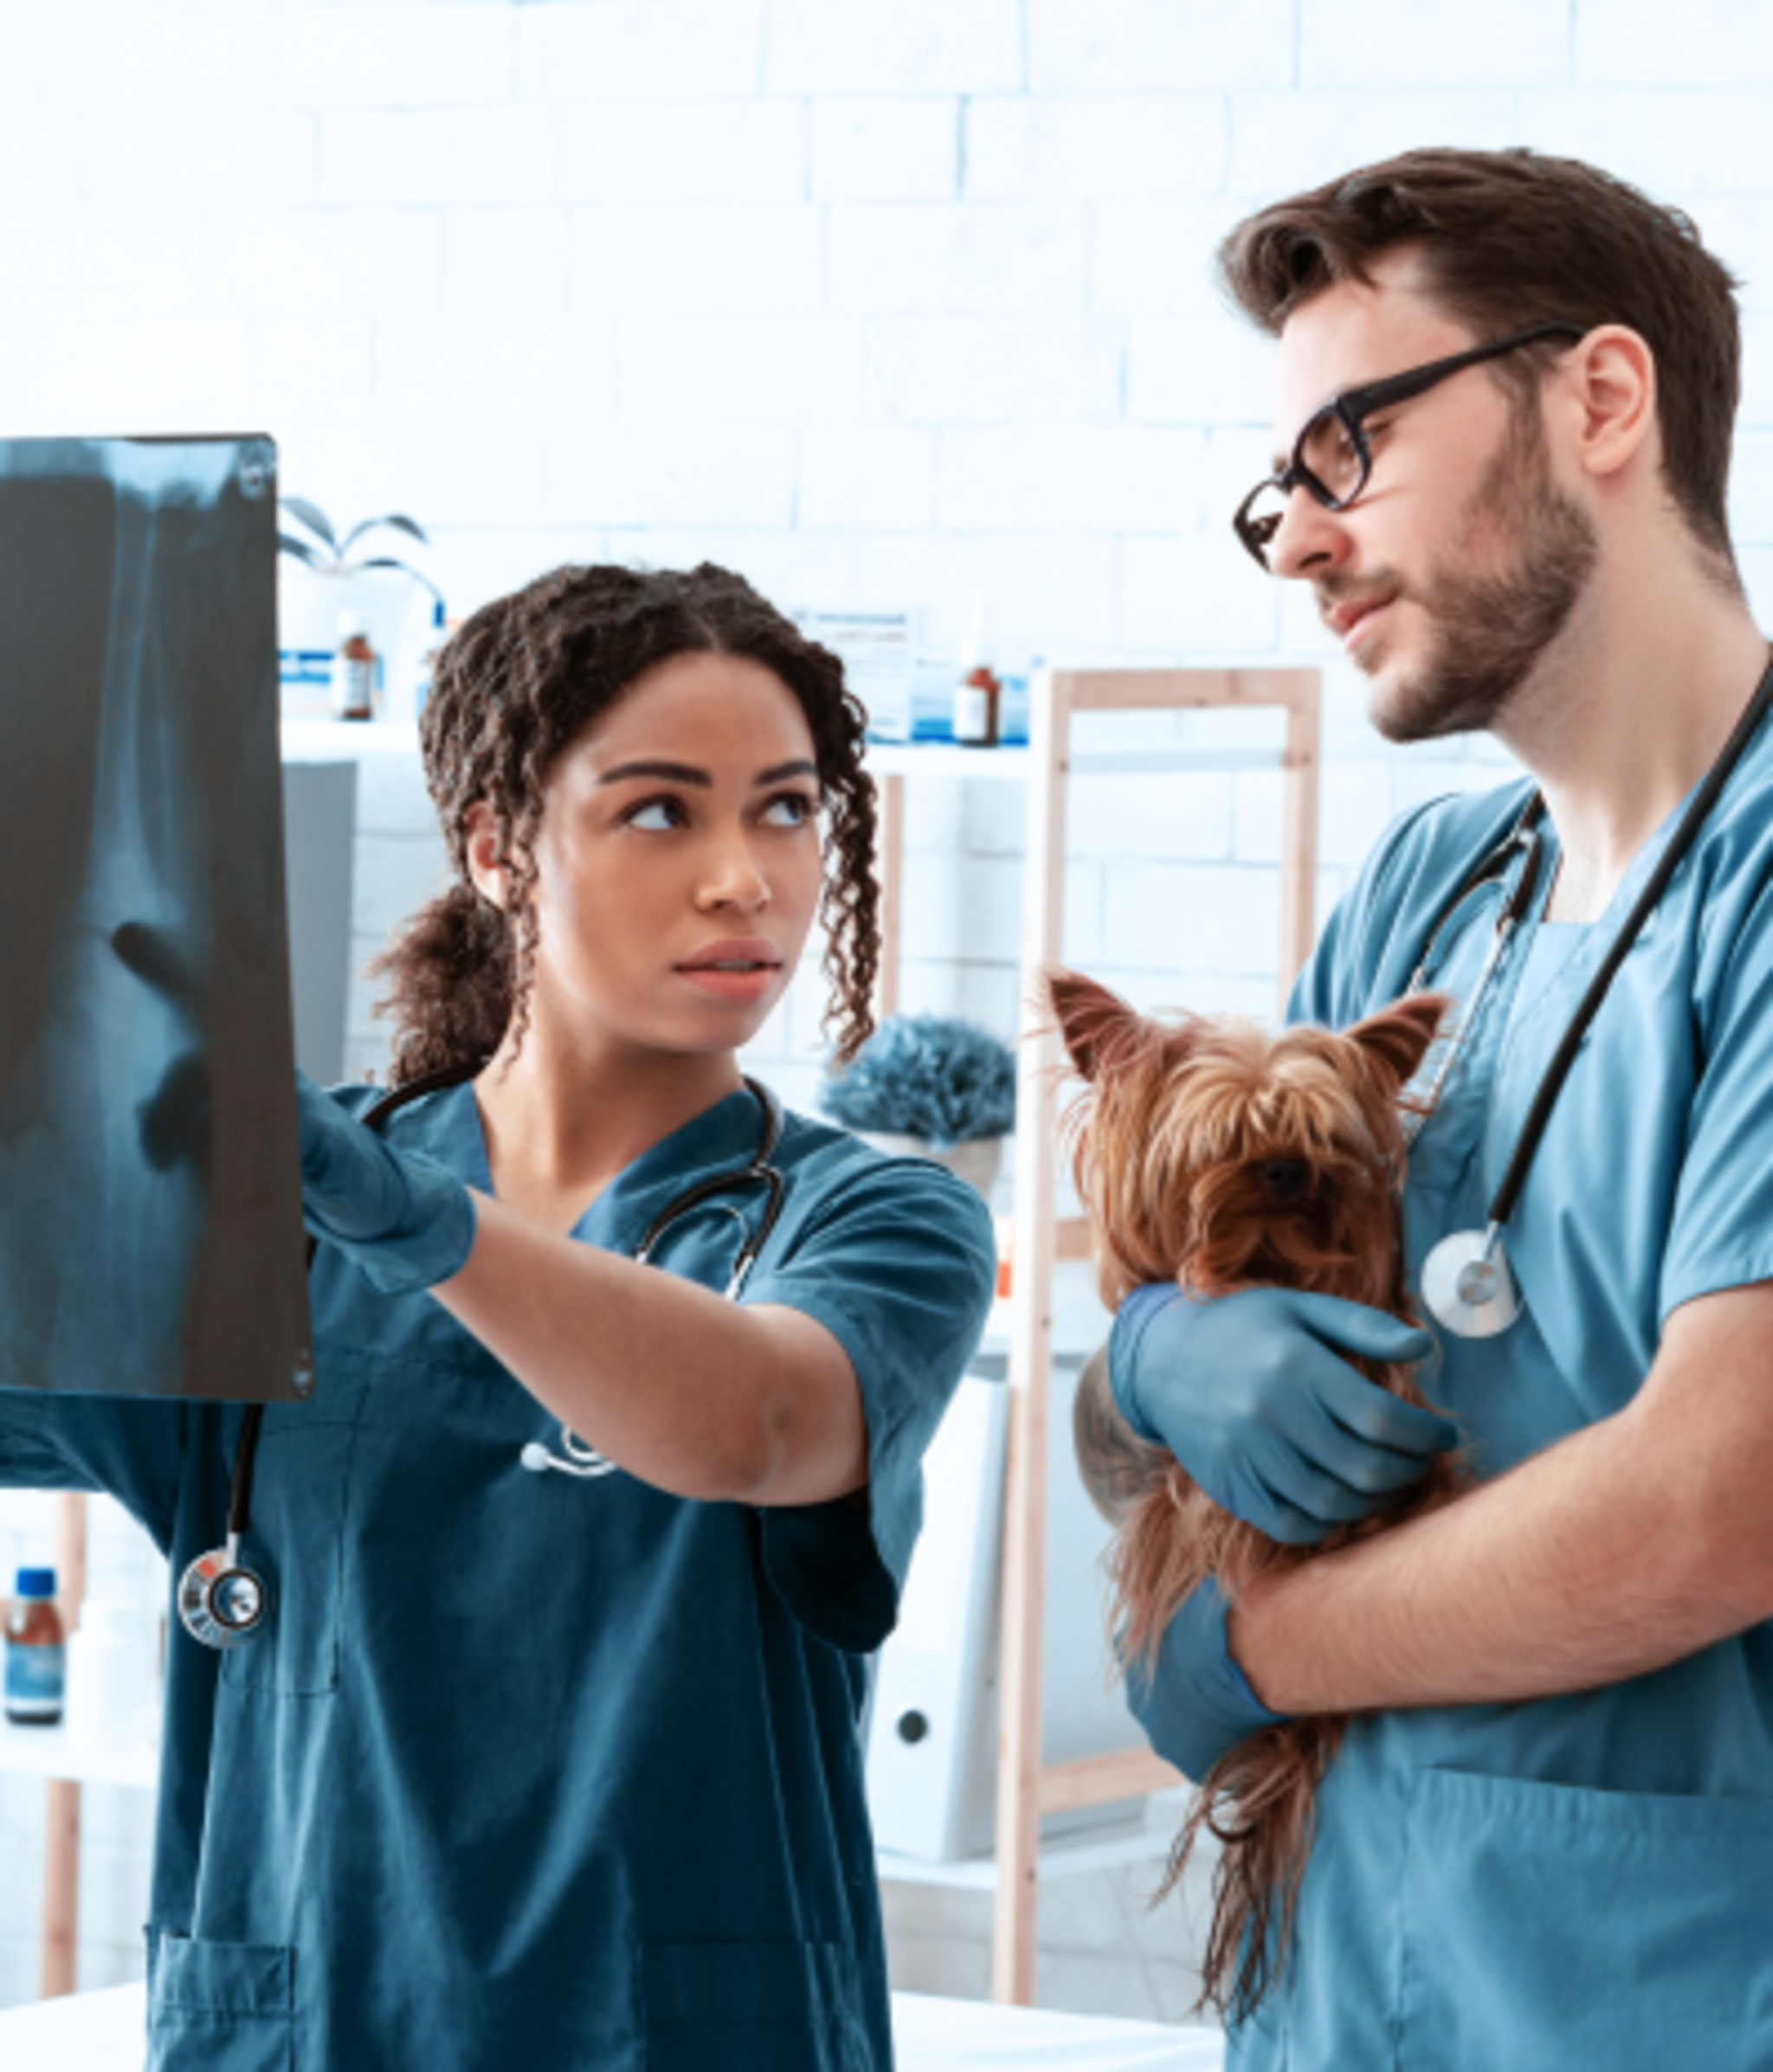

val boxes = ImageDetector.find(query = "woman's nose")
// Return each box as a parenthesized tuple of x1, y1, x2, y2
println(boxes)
(698, 831, 770, 911)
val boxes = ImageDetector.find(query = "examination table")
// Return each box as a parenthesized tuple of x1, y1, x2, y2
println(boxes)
(0, 1981, 1225, 2069)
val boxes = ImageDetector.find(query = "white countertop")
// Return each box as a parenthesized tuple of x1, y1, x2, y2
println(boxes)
(0, 1716, 158, 1791)
(0, 1983, 1223, 2070)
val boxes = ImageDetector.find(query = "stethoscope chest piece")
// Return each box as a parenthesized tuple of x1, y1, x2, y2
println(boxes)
(177, 1539, 270, 1650)
(1422, 1225, 1521, 1339)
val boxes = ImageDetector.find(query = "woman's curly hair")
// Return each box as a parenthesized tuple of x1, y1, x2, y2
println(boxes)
(370, 562, 879, 1084)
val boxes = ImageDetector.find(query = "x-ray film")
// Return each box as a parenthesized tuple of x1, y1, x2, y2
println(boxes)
(0, 436, 313, 1404)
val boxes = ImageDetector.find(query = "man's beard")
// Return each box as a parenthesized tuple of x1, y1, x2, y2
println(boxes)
(1357, 413, 1599, 746)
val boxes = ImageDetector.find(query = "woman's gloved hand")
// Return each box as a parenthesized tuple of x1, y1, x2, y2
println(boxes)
(1124, 1579, 1288, 1782)
(1107, 1284, 1455, 1545)
(296, 1071, 476, 1295)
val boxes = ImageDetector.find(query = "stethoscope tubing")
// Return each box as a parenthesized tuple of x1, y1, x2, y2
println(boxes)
(1409, 655, 1773, 1284)
(1484, 662, 1773, 1228)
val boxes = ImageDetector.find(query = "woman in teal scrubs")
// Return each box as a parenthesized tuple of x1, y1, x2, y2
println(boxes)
(0, 563, 997, 2070)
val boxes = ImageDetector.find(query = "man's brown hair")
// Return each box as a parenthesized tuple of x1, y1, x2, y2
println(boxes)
(1218, 147, 1742, 567)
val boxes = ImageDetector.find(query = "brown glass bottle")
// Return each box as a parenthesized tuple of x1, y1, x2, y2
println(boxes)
(953, 664, 1002, 746)
(5, 1567, 66, 1725)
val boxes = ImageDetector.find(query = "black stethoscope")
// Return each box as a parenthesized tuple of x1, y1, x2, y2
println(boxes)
(177, 1069, 788, 1649)
(1408, 658, 1773, 1339)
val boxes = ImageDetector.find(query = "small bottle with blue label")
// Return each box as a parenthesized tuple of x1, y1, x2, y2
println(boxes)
(5, 1568, 66, 1726)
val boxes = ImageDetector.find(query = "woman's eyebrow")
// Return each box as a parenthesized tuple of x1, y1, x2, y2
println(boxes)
(595, 756, 819, 789)
(596, 759, 711, 787)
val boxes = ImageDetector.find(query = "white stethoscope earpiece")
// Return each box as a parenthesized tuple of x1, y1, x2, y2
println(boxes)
(520, 1433, 617, 1479)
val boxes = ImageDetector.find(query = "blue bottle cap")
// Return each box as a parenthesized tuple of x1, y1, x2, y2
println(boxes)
(14, 1568, 55, 1599)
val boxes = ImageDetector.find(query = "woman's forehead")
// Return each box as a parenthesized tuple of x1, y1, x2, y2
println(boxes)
(565, 651, 816, 783)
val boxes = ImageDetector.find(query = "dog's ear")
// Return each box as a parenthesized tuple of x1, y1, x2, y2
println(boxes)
(1344, 991, 1453, 1094)
(1042, 967, 1144, 1082)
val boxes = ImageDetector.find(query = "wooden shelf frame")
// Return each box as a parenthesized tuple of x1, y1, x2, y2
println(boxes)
(985, 666, 1321, 2003)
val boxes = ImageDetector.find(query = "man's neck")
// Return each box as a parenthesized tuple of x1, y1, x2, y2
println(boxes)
(1490, 539, 1767, 923)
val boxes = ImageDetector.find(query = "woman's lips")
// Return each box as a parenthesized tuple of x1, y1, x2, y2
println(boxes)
(675, 939, 782, 1004)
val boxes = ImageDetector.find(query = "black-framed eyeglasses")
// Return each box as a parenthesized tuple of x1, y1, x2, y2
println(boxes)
(1232, 322, 1588, 572)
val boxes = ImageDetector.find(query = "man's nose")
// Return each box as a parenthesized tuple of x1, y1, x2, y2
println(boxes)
(1267, 483, 1350, 581)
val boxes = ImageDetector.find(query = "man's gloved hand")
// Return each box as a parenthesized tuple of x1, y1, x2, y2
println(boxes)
(1125, 1578, 1288, 1782)
(296, 1071, 476, 1296)
(1108, 1283, 1455, 1545)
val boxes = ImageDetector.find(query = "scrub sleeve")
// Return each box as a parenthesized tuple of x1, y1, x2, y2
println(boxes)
(745, 1153, 995, 1654)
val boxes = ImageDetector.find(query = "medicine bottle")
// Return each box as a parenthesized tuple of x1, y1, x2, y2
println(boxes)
(5, 1567, 66, 1727)
(952, 663, 1002, 747)
(332, 610, 377, 722)
(951, 600, 1002, 747)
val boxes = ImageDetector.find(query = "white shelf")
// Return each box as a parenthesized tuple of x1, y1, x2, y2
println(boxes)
(0, 1717, 158, 1791)
(275, 721, 1280, 778)
(867, 743, 1280, 781)
(280, 717, 421, 762)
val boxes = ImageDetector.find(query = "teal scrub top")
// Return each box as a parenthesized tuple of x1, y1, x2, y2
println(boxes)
(1195, 732, 1773, 2069)
(0, 1082, 997, 2071)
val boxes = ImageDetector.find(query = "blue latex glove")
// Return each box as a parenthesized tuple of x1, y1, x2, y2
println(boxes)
(1109, 1283, 1455, 1546)
(1125, 1579, 1288, 1782)
(296, 1071, 476, 1296)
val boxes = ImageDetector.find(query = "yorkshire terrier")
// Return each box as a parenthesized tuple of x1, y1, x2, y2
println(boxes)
(1045, 968, 1462, 2023)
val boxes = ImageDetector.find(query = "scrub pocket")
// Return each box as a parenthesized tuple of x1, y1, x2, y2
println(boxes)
(641, 1940, 866, 2072)
(147, 1931, 293, 2072)
(1398, 1767, 1773, 2071)
(220, 1378, 370, 1699)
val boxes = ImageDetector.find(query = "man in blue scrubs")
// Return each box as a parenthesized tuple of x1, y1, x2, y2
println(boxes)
(1111, 150, 1773, 2065)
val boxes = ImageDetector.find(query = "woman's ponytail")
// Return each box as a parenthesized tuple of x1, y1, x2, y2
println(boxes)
(367, 882, 513, 1085)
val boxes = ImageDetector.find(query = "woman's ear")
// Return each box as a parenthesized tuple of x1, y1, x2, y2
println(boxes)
(1043, 967, 1144, 1083)
(462, 802, 509, 910)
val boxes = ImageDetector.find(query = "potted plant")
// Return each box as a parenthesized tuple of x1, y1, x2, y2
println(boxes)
(277, 499, 442, 716)
(818, 1014, 1015, 1197)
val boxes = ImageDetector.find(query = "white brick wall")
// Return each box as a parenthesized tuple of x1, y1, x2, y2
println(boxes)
(12, 0, 1773, 2018)
(964, 94, 1229, 201)
(1024, 0, 1295, 93)
(811, 98, 958, 202)
(516, 1, 765, 101)
(1576, 0, 1773, 85)
(1300, 0, 1570, 89)
(764, 0, 1023, 98)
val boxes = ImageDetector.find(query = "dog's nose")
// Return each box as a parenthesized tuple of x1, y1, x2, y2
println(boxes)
(1260, 1158, 1310, 1204)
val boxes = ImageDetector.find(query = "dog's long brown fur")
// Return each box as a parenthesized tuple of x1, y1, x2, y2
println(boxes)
(1047, 969, 1463, 2024)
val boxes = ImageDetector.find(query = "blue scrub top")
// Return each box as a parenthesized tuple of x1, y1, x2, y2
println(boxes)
(1189, 731, 1773, 2069)
(0, 1082, 997, 2071)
